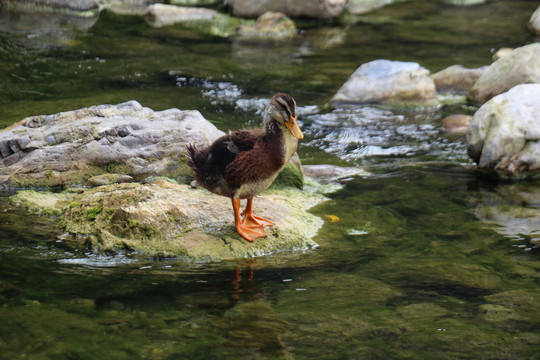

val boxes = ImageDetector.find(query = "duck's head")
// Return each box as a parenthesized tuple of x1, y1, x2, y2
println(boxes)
(265, 93, 304, 140)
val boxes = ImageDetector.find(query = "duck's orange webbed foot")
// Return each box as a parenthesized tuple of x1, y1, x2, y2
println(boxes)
(232, 199, 267, 242)
(241, 198, 275, 228)
(236, 223, 267, 242)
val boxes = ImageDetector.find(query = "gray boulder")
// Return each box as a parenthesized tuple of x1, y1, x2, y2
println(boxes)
(468, 43, 540, 104)
(0, 101, 224, 187)
(431, 65, 487, 92)
(227, 0, 348, 19)
(144, 4, 217, 27)
(106, 0, 156, 15)
(303, 164, 369, 182)
(330, 60, 438, 107)
(441, 0, 485, 5)
(1, 0, 100, 14)
(467, 84, 540, 178)
(347, 0, 396, 15)
(529, 6, 540, 36)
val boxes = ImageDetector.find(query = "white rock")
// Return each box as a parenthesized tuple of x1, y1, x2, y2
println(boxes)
(228, 0, 348, 19)
(467, 84, 540, 178)
(431, 65, 487, 92)
(529, 5, 540, 35)
(468, 43, 540, 104)
(144, 4, 217, 27)
(330, 59, 438, 107)
(347, 0, 395, 14)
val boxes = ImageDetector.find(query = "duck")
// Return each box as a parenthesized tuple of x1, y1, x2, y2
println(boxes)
(185, 93, 303, 242)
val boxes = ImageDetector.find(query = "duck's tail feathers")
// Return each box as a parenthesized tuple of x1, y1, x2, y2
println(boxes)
(185, 143, 199, 170)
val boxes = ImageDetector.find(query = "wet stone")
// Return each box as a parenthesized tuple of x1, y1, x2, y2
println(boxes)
(479, 304, 520, 323)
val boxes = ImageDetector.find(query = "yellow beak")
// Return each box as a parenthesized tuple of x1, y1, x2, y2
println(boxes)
(285, 115, 304, 140)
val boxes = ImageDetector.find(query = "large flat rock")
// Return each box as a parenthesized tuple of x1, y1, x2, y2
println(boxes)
(11, 179, 327, 261)
(0, 101, 224, 187)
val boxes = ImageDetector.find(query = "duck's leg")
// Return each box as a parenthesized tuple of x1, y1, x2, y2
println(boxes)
(232, 198, 267, 242)
(242, 198, 275, 227)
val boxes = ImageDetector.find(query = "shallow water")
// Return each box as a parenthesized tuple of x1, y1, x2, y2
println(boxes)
(1, 0, 540, 359)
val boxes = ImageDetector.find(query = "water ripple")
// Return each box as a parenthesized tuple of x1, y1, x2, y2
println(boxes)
(304, 106, 470, 165)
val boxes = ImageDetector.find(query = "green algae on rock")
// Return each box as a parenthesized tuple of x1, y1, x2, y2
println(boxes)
(10, 190, 79, 217)
(10, 179, 327, 260)
(236, 12, 297, 40)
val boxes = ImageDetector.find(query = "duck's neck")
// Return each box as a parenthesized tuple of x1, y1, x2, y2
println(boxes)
(265, 120, 298, 167)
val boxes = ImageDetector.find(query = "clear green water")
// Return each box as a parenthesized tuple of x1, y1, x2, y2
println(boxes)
(1, 1, 539, 359)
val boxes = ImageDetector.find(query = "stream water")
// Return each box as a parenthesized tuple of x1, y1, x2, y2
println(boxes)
(1, 1, 539, 359)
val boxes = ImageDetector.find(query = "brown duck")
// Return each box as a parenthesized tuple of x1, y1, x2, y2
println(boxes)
(186, 93, 303, 241)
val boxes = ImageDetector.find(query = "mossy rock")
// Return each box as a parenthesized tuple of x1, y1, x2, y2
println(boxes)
(10, 190, 79, 216)
(11, 179, 327, 260)
(273, 161, 304, 189)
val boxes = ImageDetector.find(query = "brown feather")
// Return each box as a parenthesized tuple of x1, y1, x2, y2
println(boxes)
(185, 93, 299, 200)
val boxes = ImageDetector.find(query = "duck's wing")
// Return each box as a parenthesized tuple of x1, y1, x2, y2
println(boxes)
(224, 130, 268, 187)
(226, 130, 261, 153)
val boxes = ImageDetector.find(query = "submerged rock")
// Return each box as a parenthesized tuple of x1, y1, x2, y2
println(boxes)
(0, 101, 223, 187)
(441, 114, 471, 135)
(347, 0, 399, 15)
(236, 11, 297, 40)
(228, 0, 348, 19)
(468, 182, 540, 241)
(11, 179, 326, 260)
(468, 43, 540, 104)
(479, 304, 520, 323)
(0, 0, 100, 15)
(484, 290, 537, 312)
(431, 65, 487, 92)
(529, 6, 540, 36)
(0, 5, 99, 49)
(143, 4, 217, 27)
(467, 84, 540, 178)
(303, 164, 368, 182)
(330, 60, 438, 107)
(396, 303, 449, 320)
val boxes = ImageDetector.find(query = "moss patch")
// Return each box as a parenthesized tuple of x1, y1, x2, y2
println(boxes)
(10, 179, 328, 261)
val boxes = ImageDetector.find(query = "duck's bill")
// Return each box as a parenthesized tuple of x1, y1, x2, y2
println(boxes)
(286, 116, 304, 139)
